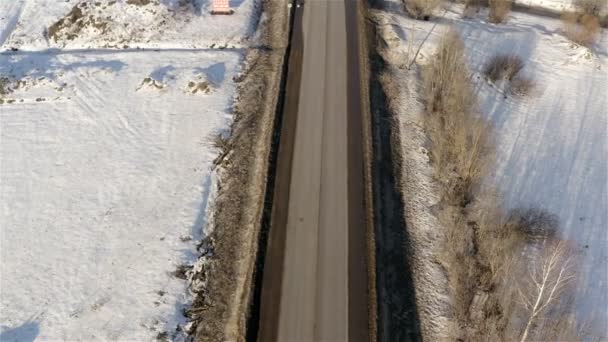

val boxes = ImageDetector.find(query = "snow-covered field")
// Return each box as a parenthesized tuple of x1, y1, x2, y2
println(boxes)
(1, 0, 260, 50)
(377, 0, 607, 331)
(1, 0, 259, 340)
(515, 0, 577, 12)
(515, 0, 608, 15)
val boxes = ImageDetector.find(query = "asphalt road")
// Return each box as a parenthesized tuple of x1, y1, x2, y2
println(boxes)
(258, 0, 369, 340)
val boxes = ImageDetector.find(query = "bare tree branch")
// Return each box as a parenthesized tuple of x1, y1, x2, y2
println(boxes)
(517, 240, 576, 342)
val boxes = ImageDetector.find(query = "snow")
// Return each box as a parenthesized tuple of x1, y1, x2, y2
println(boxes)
(377, 0, 607, 331)
(2, 0, 260, 50)
(1, 0, 259, 340)
(515, 0, 576, 12)
(515, 0, 608, 15)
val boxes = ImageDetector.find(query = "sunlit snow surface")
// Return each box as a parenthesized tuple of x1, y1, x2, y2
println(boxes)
(1, 0, 259, 340)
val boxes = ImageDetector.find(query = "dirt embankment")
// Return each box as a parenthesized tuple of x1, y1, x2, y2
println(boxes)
(187, 1, 290, 341)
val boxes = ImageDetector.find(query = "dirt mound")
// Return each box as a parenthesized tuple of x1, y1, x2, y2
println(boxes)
(187, 81, 212, 94)
(47, 3, 109, 42)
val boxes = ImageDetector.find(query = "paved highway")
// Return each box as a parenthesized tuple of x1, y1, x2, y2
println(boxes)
(258, 0, 369, 341)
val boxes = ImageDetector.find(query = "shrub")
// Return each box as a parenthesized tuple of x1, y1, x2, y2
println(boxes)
(515, 240, 576, 342)
(562, 12, 601, 46)
(47, 5, 84, 41)
(210, 132, 230, 151)
(502, 207, 559, 241)
(404, 0, 441, 20)
(483, 53, 535, 96)
(419, 29, 584, 342)
(462, 0, 488, 17)
(210, 132, 231, 166)
(126, 0, 151, 5)
(424, 30, 471, 114)
(489, 0, 511, 23)
(510, 76, 535, 96)
(424, 30, 494, 206)
(574, 0, 606, 16)
(0, 76, 11, 95)
(483, 54, 524, 82)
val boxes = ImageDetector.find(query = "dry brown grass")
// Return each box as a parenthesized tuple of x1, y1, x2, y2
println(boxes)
(0, 76, 11, 96)
(210, 132, 230, 152)
(416, 23, 589, 342)
(484, 54, 523, 82)
(421, 29, 578, 341)
(423, 30, 494, 207)
(47, 3, 110, 42)
(47, 5, 84, 41)
(509, 76, 535, 96)
(562, 12, 601, 46)
(476, 207, 585, 342)
(188, 49, 282, 341)
(423, 30, 500, 339)
(484, 54, 535, 96)
(574, 0, 606, 16)
(404, 0, 441, 19)
(488, 0, 511, 23)
(126, 0, 151, 5)
(462, 0, 488, 18)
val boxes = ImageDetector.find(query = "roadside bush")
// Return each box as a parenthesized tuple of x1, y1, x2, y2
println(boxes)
(574, 0, 606, 16)
(509, 76, 535, 96)
(484, 54, 524, 82)
(404, 0, 441, 20)
(417, 24, 586, 342)
(425, 30, 471, 114)
(424, 30, 494, 206)
(489, 0, 511, 23)
(464, 0, 486, 8)
(126, 0, 151, 5)
(0, 76, 10, 95)
(210, 132, 230, 151)
(462, 0, 491, 17)
(484, 53, 534, 96)
(503, 207, 559, 241)
(562, 12, 601, 46)
(424, 32, 497, 333)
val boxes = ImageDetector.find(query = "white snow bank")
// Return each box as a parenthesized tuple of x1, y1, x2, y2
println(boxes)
(0, 49, 240, 341)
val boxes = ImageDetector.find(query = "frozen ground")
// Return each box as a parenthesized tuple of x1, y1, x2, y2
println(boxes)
(0, 48, 240, 342)
(515, 0, 576, 12)
(376, 0, 607, 332)
(1, 0, 260, 50)
(1, 0, 259, 341)
(515, 0, 608, 15)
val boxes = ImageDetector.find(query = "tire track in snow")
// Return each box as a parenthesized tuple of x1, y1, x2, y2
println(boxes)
(70, 69, 143, 145)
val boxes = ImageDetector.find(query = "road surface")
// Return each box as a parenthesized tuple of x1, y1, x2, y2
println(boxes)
(258, 0, 369, 340)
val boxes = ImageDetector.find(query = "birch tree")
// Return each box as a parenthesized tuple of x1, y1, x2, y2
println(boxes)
(517, 240, 576, 342)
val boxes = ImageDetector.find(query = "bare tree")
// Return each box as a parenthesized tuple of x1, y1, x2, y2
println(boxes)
(517, 240, 577, 342)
